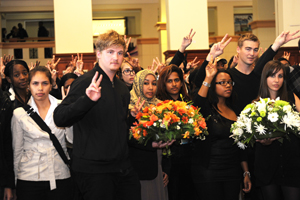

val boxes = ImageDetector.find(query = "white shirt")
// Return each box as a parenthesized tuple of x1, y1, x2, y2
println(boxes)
(11, 95, 71, 190)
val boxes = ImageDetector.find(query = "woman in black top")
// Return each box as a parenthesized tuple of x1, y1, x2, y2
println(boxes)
(156, 65, 195, 200)
(192, 58, 251, 200)
(254, 60, 300, 200)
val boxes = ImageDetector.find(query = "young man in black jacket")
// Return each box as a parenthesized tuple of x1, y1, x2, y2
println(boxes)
(54, 30, 141, 200)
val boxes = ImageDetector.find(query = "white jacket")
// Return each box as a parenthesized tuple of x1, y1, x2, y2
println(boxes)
(11, 95, 71, 190)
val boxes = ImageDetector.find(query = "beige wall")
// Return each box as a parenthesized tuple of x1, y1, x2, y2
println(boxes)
(275, 0, 300, 47)
(208, 1, 252, 62)
(4, 0, 284, 68)
(92, 3, 160, 68)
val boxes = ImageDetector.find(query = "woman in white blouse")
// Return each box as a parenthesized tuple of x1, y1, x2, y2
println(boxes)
(11, 66, 72, 200)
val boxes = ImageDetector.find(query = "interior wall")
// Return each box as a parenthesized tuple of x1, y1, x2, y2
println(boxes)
(208, 1, 253, 62)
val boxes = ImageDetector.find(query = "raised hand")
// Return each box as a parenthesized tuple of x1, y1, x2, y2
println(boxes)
(61, 85, 71, 100)
(155, 57, 166, 74)
(74, 53, 84, 76)
(179, 29, 196, 53)
(86, 72, 103, 101)
(124, 35, 132, 53)
(29, 60, 40, 71)
(65, 66, 75, 74)
(126, 52, 141, 72)
(186, 57, 200, 70)
(207, 34, 232, 61)
(71, 54, 78, 68)
(148, 59, 159, 74)
(282, 51, 291, 61)
(3, 54, 13, 65)
(49, 55, 61, 70)
(272, 30, 300, 51)
(205, 55, 218, 80)
(130, 97, 145, 117)
(0, 57, 5, 78)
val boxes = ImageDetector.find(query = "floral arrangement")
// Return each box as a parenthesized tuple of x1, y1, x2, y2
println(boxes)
(230, 98, 300, 149)
(130, 100, 209, 145)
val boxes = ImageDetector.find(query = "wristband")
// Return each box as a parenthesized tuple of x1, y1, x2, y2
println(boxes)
(202, 81, 211, 88)
(243, 171, 251, 178)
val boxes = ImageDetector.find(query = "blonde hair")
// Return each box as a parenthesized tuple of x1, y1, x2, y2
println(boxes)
(237, 33, 260, 48)
(95, 30, 126, 52)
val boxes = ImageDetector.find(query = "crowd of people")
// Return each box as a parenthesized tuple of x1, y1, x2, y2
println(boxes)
(0, 28, 300, 200)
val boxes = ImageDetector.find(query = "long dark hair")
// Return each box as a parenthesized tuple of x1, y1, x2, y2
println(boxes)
(257, 60, 288, 101)
(156, 64, 190, 101)
(207, 69, 236, 112)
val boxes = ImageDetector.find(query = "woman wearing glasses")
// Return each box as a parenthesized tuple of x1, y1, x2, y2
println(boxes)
(119, 60, 136, 91)
(191, 58, 251, 200)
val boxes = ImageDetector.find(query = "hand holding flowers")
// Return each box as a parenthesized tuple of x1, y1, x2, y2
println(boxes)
(230, 98, 300, 149)
(130, 100, 209, 148)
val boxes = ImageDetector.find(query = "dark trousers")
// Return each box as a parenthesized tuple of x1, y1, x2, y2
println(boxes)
(74, 167, 141, 200)
(194, 179, 241, 200)
(16, 178, 73, 200)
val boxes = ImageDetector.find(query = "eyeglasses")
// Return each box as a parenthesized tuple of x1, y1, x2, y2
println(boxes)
(215, 81, 235, 86)
(122, 69, 135, 75)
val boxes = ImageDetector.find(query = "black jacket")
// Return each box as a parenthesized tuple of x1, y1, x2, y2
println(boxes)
(0, 90, 15, 188)
(54, 64, 131, 173)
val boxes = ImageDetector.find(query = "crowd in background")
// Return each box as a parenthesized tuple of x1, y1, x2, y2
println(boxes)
(0, 28, 300, 200)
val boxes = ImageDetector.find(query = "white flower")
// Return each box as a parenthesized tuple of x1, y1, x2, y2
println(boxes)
(256, 99, 266, 113)
(188, 118, 194, 124)
(283, 105, 292, 113)
(160, 123, 166, 128)
(242, 108, 251, 114)
(255, 124, 266, 135)
(176, 125, 180, 130)
(268, 112, 279, 122)
(237, 142, 247, 149)
(159, 119, 162, 122)
(281, 112, 299, 130)
(245, 120, 253, 133)
(153, 122, 157, 126)
(232, 128, 243, 137)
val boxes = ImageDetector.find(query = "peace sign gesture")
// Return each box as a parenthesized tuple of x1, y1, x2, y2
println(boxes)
(186, 57, 200, 70)
(206, 55, 218, 80)
(48, 55, 61, 70)
(272, 30, 300, 51)
(74, 53, 84, 76)
(148, 57, 166, 74)
(207, 34, 232, 61)
(86, 72, 103, 101)
(61, 85, 71, 100)
(124, 35, 132, 53)
(179, 29, 196, 53)
(130, 97, 145, 117)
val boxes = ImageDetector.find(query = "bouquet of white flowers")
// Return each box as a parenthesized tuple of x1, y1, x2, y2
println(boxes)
(230, 98, 300, 149)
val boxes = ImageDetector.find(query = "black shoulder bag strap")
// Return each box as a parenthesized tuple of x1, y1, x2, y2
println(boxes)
(23, 104, 70, 166)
